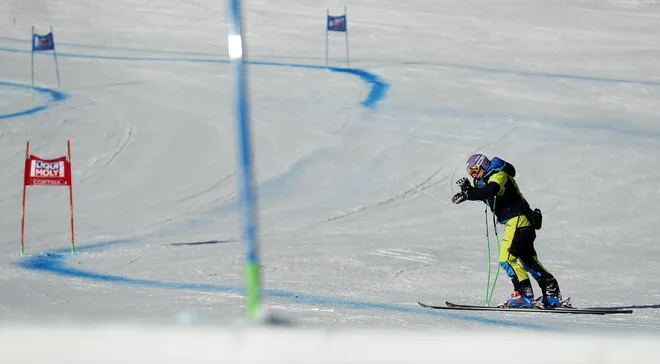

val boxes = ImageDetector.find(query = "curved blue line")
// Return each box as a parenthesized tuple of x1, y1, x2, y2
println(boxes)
(0, 47, 389, 108)
(0, 81, 69, 119)
(330, 67, 390, 108)
(15, 247, 552, 330)
(3, 36, 657, 87)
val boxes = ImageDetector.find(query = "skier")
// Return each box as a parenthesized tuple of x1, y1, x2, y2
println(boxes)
(451, 153, 568, 308)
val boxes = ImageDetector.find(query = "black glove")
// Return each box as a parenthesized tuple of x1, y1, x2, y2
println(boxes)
(456, 177, 472, 191)
(451, 191, 468, 204)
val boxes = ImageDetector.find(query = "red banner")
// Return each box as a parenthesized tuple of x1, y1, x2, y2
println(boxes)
(21, 141, 75, 255)
(24, 155, 72, 186)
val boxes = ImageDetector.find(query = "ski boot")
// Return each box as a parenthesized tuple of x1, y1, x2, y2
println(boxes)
(499, 291, 536, 308)
(535, 277, 571, 308)
(535, 295, 571, 308)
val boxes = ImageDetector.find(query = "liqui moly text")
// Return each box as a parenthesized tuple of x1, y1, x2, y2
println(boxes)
(30, 160, 65, 178)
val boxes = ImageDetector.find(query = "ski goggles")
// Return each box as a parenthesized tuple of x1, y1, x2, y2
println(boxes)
(468, 165, 481, 178)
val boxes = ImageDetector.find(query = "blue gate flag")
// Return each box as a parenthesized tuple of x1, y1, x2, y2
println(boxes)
(32, 33, 55, 51)
(327, 15, 346, 32)
(325, 7, 349, 67)
(31, 26, 61, 88)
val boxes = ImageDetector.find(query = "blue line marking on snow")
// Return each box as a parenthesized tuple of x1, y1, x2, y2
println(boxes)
(0, 47, 389, 108)
(15, 247, 553, 331)
(0, 35, 225, 56)
(397, 60, 660, 87)
(330, 67, 389, 107)
(0, 81, 69, 119)
(3, 35, 659, 86)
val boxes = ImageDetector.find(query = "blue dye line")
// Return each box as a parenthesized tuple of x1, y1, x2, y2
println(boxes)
(0, 47, 388, 108)
(398, 60, 660, 87)
(3, 35, 658, 87)
(0, 81, 69, 119)
(330, 67, 390, 107)
(15, 246, 552, 330)
(0, 35, 225, 56)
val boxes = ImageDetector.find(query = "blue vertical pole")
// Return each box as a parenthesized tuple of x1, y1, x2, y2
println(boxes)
(325, 9, 329, 68)
(51, 27, 61, 89)
(344, 6, 349, 68)
(227, 0, 263, 321)
(31, 26, 34, 88)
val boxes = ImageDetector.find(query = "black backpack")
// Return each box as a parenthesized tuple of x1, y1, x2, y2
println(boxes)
(527, 208, 543, 230)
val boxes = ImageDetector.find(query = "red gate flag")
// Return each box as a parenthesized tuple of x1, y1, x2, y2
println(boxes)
(21, 141, 75, 255)
(24, 155, 72, 186)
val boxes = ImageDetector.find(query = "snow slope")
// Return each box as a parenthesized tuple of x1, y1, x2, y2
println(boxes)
(1, 0, 660, 334)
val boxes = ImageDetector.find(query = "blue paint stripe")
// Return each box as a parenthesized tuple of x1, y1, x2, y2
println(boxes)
(0, 36, 333, 63)
(329, 67, 390, 107)
(15, 246, 553, 330)
(0, 35, 224, 56)
(0, 105, 48, 120)
(399, 61, 660, 87)
(2, 36, 657, 86)
(0, 47, 389, 108)
(0, 81, 69, 119)
(0, 46, 221, 62)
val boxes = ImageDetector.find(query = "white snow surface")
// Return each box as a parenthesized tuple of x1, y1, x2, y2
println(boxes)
(1, 0, 660, 335)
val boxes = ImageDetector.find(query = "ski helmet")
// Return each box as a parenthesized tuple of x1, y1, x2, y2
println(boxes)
(465, 153, 490, 178)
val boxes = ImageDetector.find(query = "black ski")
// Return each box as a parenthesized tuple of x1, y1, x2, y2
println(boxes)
(418, 301, 633, 315)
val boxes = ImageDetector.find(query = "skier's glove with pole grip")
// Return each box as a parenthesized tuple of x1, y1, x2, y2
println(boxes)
(451, 191, 468, 204)
(456, 177, 472, 192)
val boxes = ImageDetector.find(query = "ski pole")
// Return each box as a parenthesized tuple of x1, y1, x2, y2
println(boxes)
(486, 197, 501, 306)
(484, 206, 492, 306)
